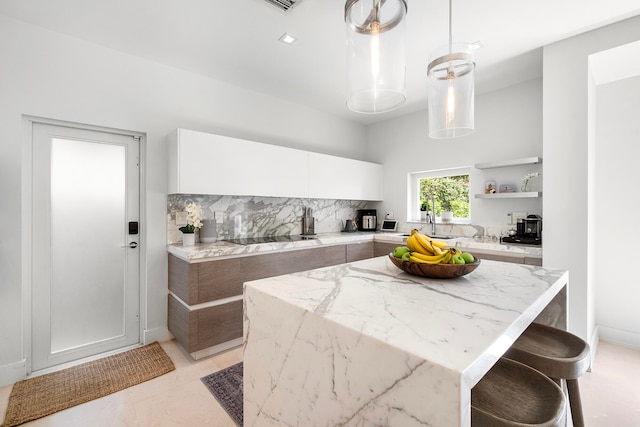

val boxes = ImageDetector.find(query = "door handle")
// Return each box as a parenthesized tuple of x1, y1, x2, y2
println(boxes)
(121, 242, 138, 248)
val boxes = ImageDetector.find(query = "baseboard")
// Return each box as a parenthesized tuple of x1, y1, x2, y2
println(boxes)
(143, 326, 173, 344)
(0, 358, 26, 387)
(588, 325, 600, 369)
(597, 325, 640, 349)
(190, 337, 243, 360)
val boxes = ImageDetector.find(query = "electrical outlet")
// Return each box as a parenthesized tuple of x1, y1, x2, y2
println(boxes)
(215, 211, 224, 224)
(175, 211, 188, 226)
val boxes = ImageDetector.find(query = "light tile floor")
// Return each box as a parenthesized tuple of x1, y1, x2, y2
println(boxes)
(0, 341, 242, 427)
(0, 339, 638, 426)
(580, 340, 640, 426)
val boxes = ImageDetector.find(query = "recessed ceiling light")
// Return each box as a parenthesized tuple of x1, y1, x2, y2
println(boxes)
(278, 33, 298, 45)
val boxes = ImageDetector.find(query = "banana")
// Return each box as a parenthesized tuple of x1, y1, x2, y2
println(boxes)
(440, 252, 453, 264)
(409, 255, 444, 264)
(414, 232, 440, 255)
(407, 230, 434, 255)
(430, 241, 444, 255)
(430, 239, 448, 249)
(406, 233, 422, 253)
(414, 237, 435, 255)
(448, 248, 457, 264)
(410, 251, 448, 264)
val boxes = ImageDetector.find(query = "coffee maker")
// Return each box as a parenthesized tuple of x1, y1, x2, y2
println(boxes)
(523, 214, 542, 239)
(356, 209, 377, 231)
(502, 214, 542, 245)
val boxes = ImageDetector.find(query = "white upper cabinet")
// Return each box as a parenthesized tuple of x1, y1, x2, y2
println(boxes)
(168, 129, 383, 201)
(308, 152, 383, 201)
(168, 129, 309, 197)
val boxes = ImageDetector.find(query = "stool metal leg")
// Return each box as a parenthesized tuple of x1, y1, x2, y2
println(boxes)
(566, 379, 585, 427)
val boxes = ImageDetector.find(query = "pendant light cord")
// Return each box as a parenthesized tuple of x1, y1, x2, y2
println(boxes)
(448, 0, 453, 53)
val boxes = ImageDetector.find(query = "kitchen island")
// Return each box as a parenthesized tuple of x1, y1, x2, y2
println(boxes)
(243, 256, 567, 427)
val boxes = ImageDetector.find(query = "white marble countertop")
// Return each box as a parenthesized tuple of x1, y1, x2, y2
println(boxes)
(168, 231, 542, 262)
(243, 256, 566, 426)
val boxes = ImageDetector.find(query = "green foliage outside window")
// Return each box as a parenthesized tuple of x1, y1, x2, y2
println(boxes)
(420, 175, 469, 218)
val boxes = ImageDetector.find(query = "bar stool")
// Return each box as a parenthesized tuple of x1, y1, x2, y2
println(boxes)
(472, 357, 566, 427)
(504, 322, 590, 427)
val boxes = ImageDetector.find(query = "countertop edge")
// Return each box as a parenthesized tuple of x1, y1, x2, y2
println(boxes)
(168, 232, 542, 262)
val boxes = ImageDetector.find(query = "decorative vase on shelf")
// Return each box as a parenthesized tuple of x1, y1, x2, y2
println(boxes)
(521, 172, 539, 193)
(182, 233, 195, 246)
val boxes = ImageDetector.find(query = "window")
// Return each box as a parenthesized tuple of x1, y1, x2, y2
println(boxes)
(408, 167, 470, 222)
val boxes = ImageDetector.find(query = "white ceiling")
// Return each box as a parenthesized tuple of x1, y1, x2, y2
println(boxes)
(1, 0, 639, 124)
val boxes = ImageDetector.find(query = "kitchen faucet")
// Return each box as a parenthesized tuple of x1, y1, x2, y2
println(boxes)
(425, 193, 436, 236)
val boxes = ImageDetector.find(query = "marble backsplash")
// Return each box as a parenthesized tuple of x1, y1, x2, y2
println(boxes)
(167, 195, 523, 245)
(167, 194, 369, 244)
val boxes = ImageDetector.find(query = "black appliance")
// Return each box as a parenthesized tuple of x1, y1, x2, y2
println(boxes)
(356, 209, 377, 231)
(502, 214, 542, 245)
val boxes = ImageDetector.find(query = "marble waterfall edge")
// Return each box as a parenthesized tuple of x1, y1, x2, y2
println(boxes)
(243, 256, 567, 427)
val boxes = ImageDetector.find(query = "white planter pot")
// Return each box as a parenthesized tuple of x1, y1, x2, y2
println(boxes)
(441, 211, 453, 223)
(182, 233, 195, 246)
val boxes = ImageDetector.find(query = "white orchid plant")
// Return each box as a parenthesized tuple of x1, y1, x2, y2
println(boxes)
(521, 172, 540, 191)
(178, 203, 203, 234)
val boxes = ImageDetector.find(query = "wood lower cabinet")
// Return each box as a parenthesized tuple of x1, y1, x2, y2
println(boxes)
(346, 241, 374, 262)
(169, 244, 348, 358)
(470, 249, 542, 266)
(373, 241, 398, 257)
(169, 245, 345, 306)
(168, 296, 243, 354)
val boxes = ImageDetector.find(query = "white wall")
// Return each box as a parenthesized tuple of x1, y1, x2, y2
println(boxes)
(0, 15, 366, 385)
(366, 79, 543, 230)
(543, 14, 640, 345)
(594, 75, 640, 347)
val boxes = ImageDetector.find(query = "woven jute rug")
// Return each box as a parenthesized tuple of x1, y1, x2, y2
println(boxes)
(1, 341, 175, 427)
(201, 362, 243, 426)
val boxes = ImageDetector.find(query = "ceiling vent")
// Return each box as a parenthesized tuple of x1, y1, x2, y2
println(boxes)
(262, 0, 300, 13)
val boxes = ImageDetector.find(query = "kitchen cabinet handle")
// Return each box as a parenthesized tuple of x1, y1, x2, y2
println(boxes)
(121, 242, 138, 248)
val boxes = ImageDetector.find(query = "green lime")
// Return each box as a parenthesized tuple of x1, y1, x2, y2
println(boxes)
(461, 252, 474, 263)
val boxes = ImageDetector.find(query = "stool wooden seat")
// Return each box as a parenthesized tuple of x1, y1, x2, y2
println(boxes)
(472, 357, 566, 427)
(504, 323, 590, 427)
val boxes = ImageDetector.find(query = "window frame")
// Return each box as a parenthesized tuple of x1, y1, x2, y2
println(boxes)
(407, 166, 471, 223)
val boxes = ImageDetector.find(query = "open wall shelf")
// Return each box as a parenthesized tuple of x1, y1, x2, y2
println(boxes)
(475, 192, 542, 199)
(474, 157, 542, 170)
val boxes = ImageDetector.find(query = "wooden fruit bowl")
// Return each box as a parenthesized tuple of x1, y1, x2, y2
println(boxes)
(388, 254, 481, 279)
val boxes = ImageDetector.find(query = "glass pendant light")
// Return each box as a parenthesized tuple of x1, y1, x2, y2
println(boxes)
(345, 0, 408, 114)
(427, 0, 475, 139)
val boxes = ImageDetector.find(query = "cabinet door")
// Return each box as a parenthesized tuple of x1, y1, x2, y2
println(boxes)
(168, 295, 243, 353)
(253, 245, 346, 279)
(168, 128, 308, 197)
(374, 242, 398, 257)
(196, 300, 244, 351)
(471, 250, 525, 264)
(308, 152, 383, 200)
(168, 254, 198, 304)
(346, 242, 374, 262)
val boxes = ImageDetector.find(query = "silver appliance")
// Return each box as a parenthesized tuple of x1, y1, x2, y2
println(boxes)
(356, 209, 377, 231)
(301, 207, 315, 236)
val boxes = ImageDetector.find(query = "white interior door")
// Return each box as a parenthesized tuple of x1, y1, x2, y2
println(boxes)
(31, 122, 141, 372)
